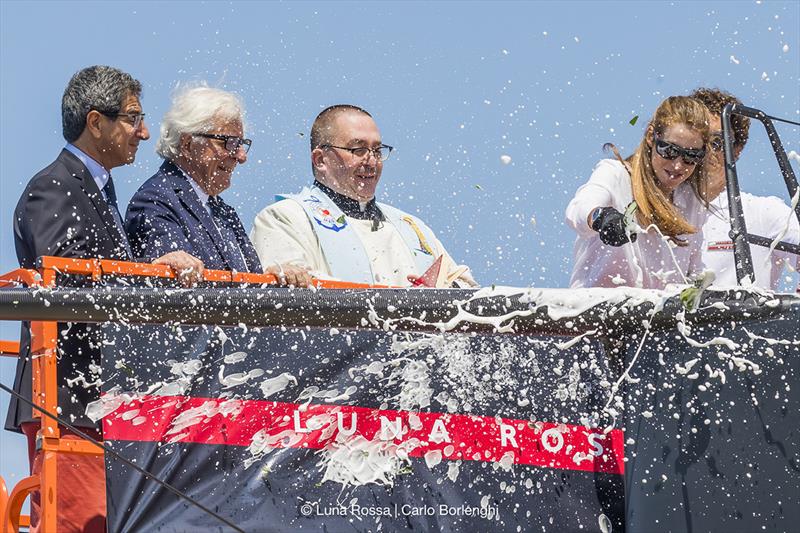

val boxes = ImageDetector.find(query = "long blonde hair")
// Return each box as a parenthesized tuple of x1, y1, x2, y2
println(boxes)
(616, 96, 710, 239)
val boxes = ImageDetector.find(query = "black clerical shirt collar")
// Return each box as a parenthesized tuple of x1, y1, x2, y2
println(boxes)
(313, 180, 385, 222)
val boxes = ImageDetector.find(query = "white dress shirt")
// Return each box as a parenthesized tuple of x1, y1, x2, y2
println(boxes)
(565, 159, 708, 289)
(701, 192, 800, 289)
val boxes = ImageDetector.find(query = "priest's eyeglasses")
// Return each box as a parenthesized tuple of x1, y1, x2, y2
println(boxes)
(320, 144, 394, 162)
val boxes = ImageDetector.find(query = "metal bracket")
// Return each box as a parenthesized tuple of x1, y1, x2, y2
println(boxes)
(722, 103, 800, 285)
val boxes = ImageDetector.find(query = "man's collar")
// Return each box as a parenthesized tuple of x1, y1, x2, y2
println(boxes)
(313, 180, 384, 221)
(172, 161, 210, 207)
(65, 143, 109, 188)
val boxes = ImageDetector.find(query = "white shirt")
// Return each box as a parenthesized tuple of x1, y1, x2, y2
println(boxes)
(174, 164, 211, 214)
(251, 199, 476, 287)
(171, 162, 247, 267)
(64, 143, 130, 251)
(701, 192, 800, 289)
(565, 159, 708, 289)
(65, 143, 110, 200)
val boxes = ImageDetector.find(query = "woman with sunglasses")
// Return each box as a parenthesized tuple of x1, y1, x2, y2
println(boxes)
(566, 96, 711, 289)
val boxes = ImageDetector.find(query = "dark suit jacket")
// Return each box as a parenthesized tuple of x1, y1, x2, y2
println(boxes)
(125, 160, 262, 273)
(6, 148, 131, 432)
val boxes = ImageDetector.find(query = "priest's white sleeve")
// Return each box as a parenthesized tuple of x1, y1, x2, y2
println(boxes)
(250, 200, 331, 277)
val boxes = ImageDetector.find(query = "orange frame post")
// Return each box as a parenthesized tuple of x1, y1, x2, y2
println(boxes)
(30, 266, 60, 532)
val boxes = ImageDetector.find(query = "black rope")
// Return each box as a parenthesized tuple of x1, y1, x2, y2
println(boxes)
(0, 381, 245, 533)
(765, 114, 800, 127)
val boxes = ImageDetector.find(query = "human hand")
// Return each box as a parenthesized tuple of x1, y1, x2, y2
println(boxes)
(590, 207, 637, 247)
(266, 264, 313, 288)
(152, 251, 205, 287)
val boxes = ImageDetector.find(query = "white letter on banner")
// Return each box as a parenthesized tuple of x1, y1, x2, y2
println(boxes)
(380, 416, 403, 440)
(541, 428, 564, 453)
(337, 411, 357, 436)
(293, 410, 310, 433)
(500, 424, 519, 448)
(588, 433, 605, 457)
(428, 418, 452, 443)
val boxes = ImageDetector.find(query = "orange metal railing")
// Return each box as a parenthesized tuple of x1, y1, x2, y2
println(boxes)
(0, 256, 376, 532)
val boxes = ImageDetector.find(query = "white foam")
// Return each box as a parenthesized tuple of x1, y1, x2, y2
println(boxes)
(85, 387, 134, 422)
(223, 351, 248, 364)
(318, 434, 422, 488)
(259, 373, 298, 398)
(424, 449, 443, 468)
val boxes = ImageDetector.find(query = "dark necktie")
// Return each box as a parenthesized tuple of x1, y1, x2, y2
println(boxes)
(208, 196, 248, 272)
(102, 176, 132, 258)
(103, 175, 119, 212)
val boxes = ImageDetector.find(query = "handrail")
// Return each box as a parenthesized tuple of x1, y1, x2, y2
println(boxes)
(0, 269, 40, 289)
(35, 256, 385, 289)
(0, 341, 19, 358)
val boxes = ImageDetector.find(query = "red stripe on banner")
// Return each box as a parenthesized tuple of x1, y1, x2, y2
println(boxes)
(102, 395, 624, 475)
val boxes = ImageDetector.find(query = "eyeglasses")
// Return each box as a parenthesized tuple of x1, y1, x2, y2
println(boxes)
(100, 111, 146, 131)
(653, 134, 706, 165)
(193, 133, 252, 154)
(320, 144, 394, 162)
(710, 132, 724, 152)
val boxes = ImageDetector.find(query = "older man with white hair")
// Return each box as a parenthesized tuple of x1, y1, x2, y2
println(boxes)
(126, 85, 311, 286)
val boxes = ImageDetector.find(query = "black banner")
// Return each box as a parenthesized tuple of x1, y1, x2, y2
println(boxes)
(624, 305, 800, 532)
(91, 288, 799, 532)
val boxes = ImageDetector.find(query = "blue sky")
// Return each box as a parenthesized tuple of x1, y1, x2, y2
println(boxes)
(1, 0, 798, 497)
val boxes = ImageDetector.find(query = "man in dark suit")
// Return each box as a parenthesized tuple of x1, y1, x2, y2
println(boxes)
(126, 85, 311, 286)
(8, 65, 203, 532)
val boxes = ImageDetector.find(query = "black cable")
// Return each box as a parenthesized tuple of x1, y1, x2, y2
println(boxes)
(765, 114, 800, 127)
(0, 380, 244, 533)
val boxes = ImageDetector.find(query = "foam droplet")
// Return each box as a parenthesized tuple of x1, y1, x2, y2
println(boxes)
(599, 513, 613, 533)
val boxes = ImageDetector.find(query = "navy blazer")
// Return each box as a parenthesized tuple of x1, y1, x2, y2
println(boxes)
(125, 161, 262, 273)
(6, 149, 131, 432)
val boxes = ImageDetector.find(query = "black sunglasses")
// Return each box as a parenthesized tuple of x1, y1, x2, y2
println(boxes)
(653, 134, 705, 165)
(193, 133, 252, 154)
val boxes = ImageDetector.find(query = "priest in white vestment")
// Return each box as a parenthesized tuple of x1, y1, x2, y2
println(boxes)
(251, 105, 476, 287)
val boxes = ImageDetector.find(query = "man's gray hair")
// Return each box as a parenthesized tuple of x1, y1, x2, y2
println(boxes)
(156, 85, 246, 161)
(61, 65, 143, 143)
